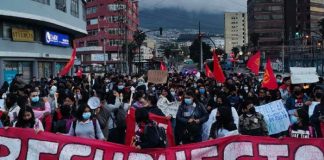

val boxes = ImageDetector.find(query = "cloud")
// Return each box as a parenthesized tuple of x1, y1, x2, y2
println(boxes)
(139, 0, 247, 13)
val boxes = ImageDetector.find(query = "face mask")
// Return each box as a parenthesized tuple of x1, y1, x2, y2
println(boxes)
(118, 85, 125, 90)
(105, 79, 110, 83)
(184, 98, 193, 105)
(244, 87, 249, 91)
(31, 96, 39, 103)
(138, 82, 144, 86)
(152, 87, 156, 91)
(199, 88, 206, 94)
(171, 91, 176, 96)
(193, 84, 197, 88)
(49, 90, 55, 96)
(277, 79, 281, 83)
(82, 112, 91, 120)
(76, 94, 82, 100)
(213, 97, 217, 102)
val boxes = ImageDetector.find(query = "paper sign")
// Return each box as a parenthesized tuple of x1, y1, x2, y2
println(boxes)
(290, 67, 319, 84)
(147, 70, 168, 84)
(165, 102, 180, 118)
(255, 100, 290, 135)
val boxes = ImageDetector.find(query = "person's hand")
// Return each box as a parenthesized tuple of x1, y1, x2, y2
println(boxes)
(135, 145, 141, 149)
(4, 126, 9, 130)
(166, 115, 172, 120)
(194, 119, 200, 124)
(188, 118, 194, 123)
(305, 101, 312, 106)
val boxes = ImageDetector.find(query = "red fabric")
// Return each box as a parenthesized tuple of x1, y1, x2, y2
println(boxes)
(42, 114, 52, 132)
(321, 123, 324, 137)
(205, 64, 214, 78)
(247, 51, 261, 75)
(59, 47, 76, 76)
(160, 62, 167, 71)
(213, 51, 226, 83)
(1, 128, 324, 159)
(125, 108, 175, 147)
(76, 68, 83, 78)
(262, 59, 278, 90)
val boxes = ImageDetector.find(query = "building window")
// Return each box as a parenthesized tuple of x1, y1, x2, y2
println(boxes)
(107, 4, 126, 11)
(79, 41, 85, 47)
(86, 40, 99, 46)
(3, 23, 11, 39)
(88, 29, 98, 36)
(71, 0, 79, 17)
(87, 18, 98, 25)
(56, 0, 66, 12)
(109, 39, 123, 46)
(86, 6, 97, 15)
(31, 0, 50, 5)
(107, 28, 125, 35)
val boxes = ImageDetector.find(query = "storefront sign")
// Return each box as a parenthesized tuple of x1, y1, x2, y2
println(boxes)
(1, 128, 324, 159)
(45, 31, 70, 47)
(12, 28, 34, 42)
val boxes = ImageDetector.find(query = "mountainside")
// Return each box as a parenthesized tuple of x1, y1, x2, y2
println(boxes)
(139, 8, 224, 34)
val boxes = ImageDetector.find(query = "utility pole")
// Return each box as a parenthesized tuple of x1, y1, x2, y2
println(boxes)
(199, 21, 203, 72)
(282, 34, 285, 74)
(103, 38, 107, 72)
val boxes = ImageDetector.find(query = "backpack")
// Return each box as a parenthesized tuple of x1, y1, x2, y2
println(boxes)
(73, 119, 98, 139)
(112, 103, 127, 129)
(144, 122, 167, 148)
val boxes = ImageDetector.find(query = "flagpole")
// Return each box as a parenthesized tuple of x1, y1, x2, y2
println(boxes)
(199, 21, 203, 72)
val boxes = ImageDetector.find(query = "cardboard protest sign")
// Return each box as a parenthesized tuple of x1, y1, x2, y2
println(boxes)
(290, 67, 319, 84)
(147, 70, 168, 84)
(255, 100, 290, 135)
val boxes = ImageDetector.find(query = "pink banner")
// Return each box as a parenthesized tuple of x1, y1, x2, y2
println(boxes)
(1, 128, 324, 159)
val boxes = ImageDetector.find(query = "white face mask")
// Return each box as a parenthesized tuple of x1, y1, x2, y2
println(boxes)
(213, 96, 217, 102)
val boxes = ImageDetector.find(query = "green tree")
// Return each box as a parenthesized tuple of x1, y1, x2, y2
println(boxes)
(133, 30, 146, 73)
(122, 42, 137, 74)
(189, 38, 212, 63)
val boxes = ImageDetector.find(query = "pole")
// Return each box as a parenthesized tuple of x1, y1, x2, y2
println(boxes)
(282, 34, 285, 74)
(103, 38, 106, 72)
(199, 21, 203, 72)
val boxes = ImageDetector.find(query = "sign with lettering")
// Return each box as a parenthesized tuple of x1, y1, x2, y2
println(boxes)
(12, 28, 34, 42)
(147, 70, 168, 84)
(255, 100, 291, 135)
(290, 67, 319, 84)
(45, 31, 70, 47)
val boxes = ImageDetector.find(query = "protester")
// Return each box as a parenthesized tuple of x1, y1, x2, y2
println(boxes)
(286, 86, 310, 124)
(67, 103, 105, 140)
(142, 95, 165, 116)
(91, 96, 110, 140)
(289, 108, 316, 138)
(311, 95, 324, 137)
(13, 106, 44, 132)
(4, 93, 20, 123)
(132, 108, 166, 149)
(239, 100, 268, 136)
(176, 91, 208, 144)
(209, 106, 239, 139)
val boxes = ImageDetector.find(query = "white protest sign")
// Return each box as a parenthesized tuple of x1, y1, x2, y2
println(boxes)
(255, 100, 290, 135)
(165, 102, 180, 118)
(290, 67, 319, 84)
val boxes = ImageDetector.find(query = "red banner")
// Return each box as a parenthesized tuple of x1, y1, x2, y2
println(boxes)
(1, 128, 324, 159)
(125, 108, 175, 147)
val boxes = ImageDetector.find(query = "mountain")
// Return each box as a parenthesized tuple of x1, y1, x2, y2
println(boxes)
(139, 8, 224, 34)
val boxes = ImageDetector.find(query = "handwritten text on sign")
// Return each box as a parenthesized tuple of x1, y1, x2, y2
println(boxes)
(147, 70, 168, 84)
(255, 100, 290, 135)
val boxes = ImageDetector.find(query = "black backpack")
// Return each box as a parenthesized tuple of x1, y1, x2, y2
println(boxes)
(144, 122, 167, 148)
(112, 103, 127, 129)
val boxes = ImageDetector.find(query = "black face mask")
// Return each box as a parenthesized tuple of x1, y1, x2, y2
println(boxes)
(249, 107, 256, 114)
(5, 101, 14, 108)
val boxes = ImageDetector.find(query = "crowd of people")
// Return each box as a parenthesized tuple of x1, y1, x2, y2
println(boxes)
(0, 71, 324, 149)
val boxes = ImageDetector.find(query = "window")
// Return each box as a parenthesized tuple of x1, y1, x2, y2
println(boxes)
(71, 0, 79, 17)
(87, 18, 98, 25)
(108, 4, 126, 11)
(31, 0, 50, 5)
(56, 0, 66, 12)
(86, 40, 99, 46)
(3, 23, 11, 39)
(86, 6, 97, 15)
(79, 41, 85, 47)
(107, 28, 125, 35)
(109, 39, 123, 46)
(87, 29, 98, 36)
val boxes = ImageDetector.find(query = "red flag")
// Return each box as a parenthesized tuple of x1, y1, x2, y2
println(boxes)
(59, 47, 76, 76)
(262, 59, 278, 90)
(213, 51, 226, 83)
(205, 64, 214, 78)
(247, 51, 261, 75)
(160, 61, 167, 71)
(76, 68, 83, 78)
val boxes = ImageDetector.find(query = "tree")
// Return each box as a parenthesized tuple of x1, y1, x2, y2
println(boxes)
(189, 38, 212, 63)
(133, 30, 146, 73)
(250, 33, 260, 48)
(122, 42, 137, 74)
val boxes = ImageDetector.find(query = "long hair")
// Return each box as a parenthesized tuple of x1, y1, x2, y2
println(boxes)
(214, 106, 236, 132)
(15, 106, 35, 128)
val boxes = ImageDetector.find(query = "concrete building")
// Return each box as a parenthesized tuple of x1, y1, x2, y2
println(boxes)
(224, 12, 248, 54)
(204, 36, 225, 50)
(247, 0, 285, 58)
(75, 0, 139, 73)
(0, 0, 86, 84)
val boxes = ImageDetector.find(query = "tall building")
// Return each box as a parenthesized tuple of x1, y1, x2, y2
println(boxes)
(247, 0, 285, 58)
(75, 0, 139, 73)
(0, 0, 86, 84)
(224, 12, 248, 54)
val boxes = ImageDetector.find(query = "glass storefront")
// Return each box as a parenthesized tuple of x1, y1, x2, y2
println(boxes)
(38, 62, 53, 78)
(4, 61, 32, 83)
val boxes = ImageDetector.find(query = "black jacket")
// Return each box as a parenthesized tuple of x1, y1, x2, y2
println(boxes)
(311, 104, 324, 137)
(145, 105, 165, 117)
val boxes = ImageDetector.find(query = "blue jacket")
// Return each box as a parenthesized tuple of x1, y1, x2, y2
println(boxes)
(285, 95, 309, 112)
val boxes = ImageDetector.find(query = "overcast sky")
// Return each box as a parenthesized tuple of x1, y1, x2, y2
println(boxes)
(139, 0, 247, 13)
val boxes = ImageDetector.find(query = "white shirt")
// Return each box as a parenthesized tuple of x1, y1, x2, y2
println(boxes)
(309, 101, 320, 118)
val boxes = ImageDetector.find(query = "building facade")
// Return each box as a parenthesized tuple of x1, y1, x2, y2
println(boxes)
(0, 0, 86, 84)
(247, 0, 285, 58)
(75, 0, 139, 73)
(224, 12, 248, 54)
